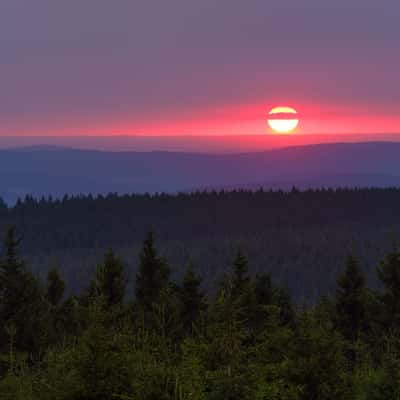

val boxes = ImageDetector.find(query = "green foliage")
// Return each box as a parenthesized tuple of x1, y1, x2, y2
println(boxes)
(2, 229, 400, 398)
(135, 232, 170, 312)
(335, 255, 367, 341)
(353, 332, 400, 399)
(89, 249, 127, 308)
(46, 268, 65, 306)
(0, 227, 47, 356)
(377, 247, 400, 329)
(289, 312, 351, 400)
(179, 267, 206, 335)
(231, 250, 250, 300)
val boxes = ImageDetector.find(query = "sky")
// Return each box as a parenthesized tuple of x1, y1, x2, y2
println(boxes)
(1, 0, 400, 137)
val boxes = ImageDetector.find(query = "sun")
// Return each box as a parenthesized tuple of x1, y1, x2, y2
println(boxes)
(268, 106, 299, 133)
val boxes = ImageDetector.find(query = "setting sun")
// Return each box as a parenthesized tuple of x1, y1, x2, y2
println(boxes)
(268, 106, 299, 133)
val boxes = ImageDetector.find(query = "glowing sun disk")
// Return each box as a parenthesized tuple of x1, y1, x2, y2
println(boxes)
(268, 106, 299, 133)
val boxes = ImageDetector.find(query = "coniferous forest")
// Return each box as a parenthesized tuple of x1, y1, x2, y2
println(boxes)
(2, 194, 400, 398)
(1, 188, 400, 301)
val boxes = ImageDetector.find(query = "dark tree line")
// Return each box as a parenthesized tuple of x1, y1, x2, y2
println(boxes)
(2, 227, 400, 399)
(2, 188, 400, 253)
(1, 188, 400, 303)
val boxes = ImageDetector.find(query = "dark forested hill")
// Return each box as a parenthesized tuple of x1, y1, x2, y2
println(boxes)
(1, 141, 400, 301)
(2, 142, 400, 203)
(1, 188, 400, 251)
(1, 188, 400, 302)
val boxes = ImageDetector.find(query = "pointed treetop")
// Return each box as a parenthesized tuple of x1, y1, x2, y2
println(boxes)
(1, 227, 23, 272)
(231, 249, 250, 299)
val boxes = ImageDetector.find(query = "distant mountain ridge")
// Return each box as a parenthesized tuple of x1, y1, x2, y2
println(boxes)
(1, 141, 400, 203)
(1, 134, 400, 153)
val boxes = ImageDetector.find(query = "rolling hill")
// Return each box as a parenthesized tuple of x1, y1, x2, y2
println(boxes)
(1, 141, 400, 203)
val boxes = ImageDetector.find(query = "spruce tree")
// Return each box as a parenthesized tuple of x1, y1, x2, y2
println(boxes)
(90, 249, 127, 308)
(335, 255, 367, 341)
(230, 251, 263, 335)
(202, 289, 248, 399)
(179, 267, 206, 334)
(274, 287, 295, 327)
(254, 273, 295, 328)
(0, 227, 44, 353)
(377, 247, 400, 329)
(46, 268, 65, 306)
(231, 250, 250, 300)
(74, 303, 131, 400)
(254, 273, 274, 306)
(135, 232, 170, 311)
(286, 311, 349, 400)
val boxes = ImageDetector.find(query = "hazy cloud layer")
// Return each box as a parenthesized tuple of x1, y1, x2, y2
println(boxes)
(0, 0, 399, 134)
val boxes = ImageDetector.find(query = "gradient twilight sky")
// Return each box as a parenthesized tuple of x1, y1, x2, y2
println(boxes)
(1, 0, 400, 136)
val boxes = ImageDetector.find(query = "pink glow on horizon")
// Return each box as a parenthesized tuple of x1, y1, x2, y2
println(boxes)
(1, 101, 400, 137)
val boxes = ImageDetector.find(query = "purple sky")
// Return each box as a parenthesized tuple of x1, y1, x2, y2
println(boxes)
(1, 0, 400, 136)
